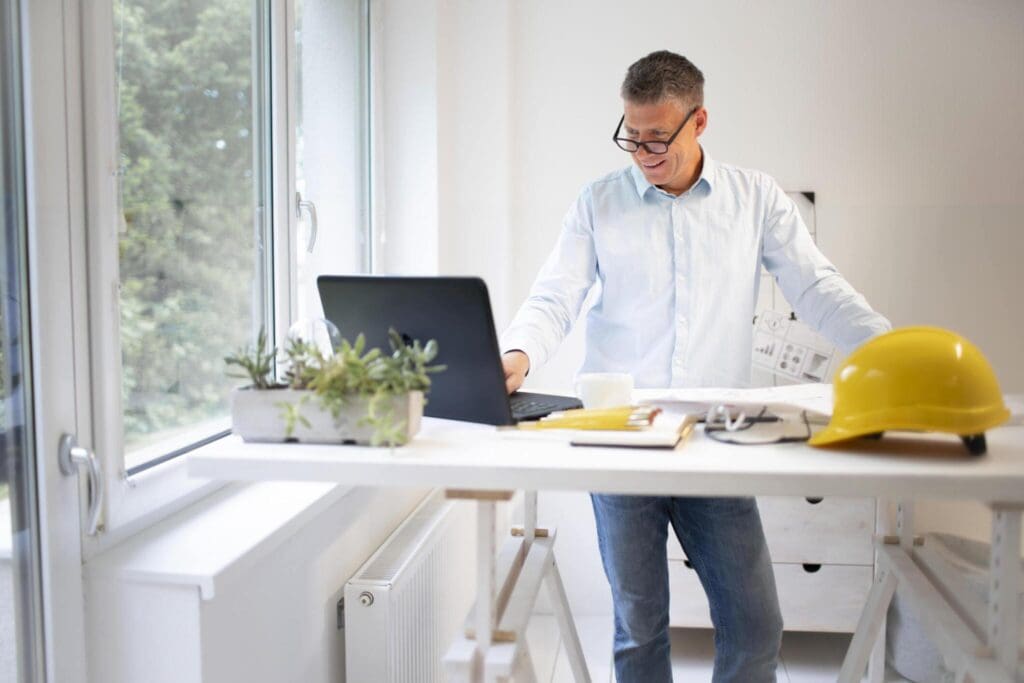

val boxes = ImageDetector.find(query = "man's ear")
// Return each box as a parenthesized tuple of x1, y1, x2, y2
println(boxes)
(694, 107, 709, 137)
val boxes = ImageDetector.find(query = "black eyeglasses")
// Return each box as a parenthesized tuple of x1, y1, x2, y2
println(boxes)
(612, 105, 700, 154)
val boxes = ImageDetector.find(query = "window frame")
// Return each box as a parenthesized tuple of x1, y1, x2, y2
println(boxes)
(76, 0, 327, 553)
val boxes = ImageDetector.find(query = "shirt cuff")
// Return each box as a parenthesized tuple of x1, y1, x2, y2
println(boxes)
(499, 333, 543, 374)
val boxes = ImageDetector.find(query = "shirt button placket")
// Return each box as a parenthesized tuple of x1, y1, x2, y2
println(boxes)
(672, 199, 688, 385)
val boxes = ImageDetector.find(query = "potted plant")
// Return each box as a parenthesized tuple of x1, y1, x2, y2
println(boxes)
(225, 327, 444, 447)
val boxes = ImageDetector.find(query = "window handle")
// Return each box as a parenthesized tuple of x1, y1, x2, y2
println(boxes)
(59, 434, 104, 535)
(296, 192, 318, 253)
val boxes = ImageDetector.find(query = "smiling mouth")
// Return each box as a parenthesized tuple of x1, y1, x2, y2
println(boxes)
(642, 159, 665, 170)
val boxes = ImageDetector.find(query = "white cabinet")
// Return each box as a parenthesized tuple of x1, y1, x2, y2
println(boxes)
(667, 496, 875, 633)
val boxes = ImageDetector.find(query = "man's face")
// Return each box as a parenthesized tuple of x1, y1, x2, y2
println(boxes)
(622, 98, 706, 195)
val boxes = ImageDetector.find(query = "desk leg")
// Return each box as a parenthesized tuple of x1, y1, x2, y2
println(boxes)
(867, 497, 894, 683)
(839, 568, 898, 683)
(517, 642, 539, 683)
(546, 557, 591, 683)
(524, 490, 537, 546)
(987, 504, 1022, 675)
(476, 499, 497, 677)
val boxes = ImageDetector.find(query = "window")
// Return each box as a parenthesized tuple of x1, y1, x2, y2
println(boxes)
(78, 0, 370, 542)
(113, 0, 273, 473)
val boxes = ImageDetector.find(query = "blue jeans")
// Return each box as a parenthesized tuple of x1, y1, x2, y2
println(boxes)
(591, 494, 783, 683)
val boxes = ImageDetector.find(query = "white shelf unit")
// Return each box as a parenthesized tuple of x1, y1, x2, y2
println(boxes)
(668, 496, 875, 633)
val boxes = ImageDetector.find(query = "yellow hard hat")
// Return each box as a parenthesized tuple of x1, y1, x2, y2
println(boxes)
(809, 326, 1009, 455)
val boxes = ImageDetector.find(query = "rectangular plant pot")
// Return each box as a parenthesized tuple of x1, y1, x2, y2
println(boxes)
(230, 387, 423, 446)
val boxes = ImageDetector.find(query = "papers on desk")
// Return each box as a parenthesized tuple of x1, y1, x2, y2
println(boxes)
(633, 388, 1024, 429)
(634, 383, 834, 420)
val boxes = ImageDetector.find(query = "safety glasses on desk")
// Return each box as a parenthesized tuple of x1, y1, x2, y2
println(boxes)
(703, 405, 812, 445)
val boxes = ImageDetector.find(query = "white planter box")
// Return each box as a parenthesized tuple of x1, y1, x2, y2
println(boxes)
(230, 388, 423, 446)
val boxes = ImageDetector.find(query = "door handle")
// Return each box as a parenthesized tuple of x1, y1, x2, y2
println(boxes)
(58, 434, 104, 535)
(296, 191, 318, 253)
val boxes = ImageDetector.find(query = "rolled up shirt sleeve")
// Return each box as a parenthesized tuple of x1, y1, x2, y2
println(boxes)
(500, 187, 598, 369)
(760, 179, 891, 353)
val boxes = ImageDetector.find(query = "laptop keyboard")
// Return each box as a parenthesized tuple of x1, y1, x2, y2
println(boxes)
(509, 392, 583, 422)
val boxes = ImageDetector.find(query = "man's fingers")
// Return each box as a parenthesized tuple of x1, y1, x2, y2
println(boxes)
(505, 372, 523, 395)
(501, 351, 528, 394)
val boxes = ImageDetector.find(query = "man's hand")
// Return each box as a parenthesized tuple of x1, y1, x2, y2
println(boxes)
(502, 351, 530, 394)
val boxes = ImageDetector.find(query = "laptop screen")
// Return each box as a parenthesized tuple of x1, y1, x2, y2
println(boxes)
(317, 275, 515, 425)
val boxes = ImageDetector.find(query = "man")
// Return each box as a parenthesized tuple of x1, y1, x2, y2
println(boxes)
(499, 51, 891, 682)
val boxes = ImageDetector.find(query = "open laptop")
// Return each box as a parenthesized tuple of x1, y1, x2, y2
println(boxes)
(317, 275, 583, 425)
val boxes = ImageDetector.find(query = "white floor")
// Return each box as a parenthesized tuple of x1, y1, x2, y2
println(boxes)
(525, 616, 913, 682)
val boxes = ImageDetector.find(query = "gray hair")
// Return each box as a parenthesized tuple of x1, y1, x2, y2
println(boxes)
(620, 51, 704, 109)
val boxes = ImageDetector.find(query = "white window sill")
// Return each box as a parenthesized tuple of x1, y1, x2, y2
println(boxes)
(84, 480, 352, 600)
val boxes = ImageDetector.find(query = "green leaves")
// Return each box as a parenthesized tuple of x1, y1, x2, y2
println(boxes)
(223, 327, 275, 390)
(278, 396, 311, 439)
(225, 327, 445, 447)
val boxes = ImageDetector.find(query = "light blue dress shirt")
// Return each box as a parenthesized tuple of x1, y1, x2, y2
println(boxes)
(500, 149, 891, 389)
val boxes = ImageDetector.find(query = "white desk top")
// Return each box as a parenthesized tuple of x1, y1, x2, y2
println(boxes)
(187, 419, 1024, 503)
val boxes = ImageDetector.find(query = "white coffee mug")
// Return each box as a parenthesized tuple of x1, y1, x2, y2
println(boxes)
(575, 372, 634, 409)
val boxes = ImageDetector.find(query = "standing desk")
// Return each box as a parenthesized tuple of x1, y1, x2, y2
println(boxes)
(188, 419, 1024, 682)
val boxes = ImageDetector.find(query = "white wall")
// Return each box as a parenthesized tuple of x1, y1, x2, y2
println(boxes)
(378, 0, 1024, 616)
(436, 1, 514, 327)
(374, 0, 441, 275)
(375, 0, 515, 323)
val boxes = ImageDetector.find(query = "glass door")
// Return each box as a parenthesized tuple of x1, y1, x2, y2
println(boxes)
(1, 1, 45, 679)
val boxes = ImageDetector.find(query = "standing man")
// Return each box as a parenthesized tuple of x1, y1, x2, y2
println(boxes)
(500, 51, 890, 682)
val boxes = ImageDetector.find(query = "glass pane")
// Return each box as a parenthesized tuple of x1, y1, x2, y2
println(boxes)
(114, 0, 269, 467)
(295, 0, 369, 321)
(2, 0, 45, 677)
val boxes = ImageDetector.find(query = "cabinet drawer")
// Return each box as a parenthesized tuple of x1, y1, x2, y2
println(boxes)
(666, 496, 875, 565)
(668, 560, 873, 633)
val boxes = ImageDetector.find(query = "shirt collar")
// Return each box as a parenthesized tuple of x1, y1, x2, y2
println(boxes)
(629, 146, 716, 199)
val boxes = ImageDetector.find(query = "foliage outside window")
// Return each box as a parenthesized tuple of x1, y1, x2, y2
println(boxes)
(115, 0, 265, 456)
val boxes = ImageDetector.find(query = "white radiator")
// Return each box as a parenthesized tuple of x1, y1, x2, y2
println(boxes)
(344, 489, 476, 683)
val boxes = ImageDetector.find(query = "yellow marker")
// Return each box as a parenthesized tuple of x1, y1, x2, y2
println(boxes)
(518, 405, 661, 431)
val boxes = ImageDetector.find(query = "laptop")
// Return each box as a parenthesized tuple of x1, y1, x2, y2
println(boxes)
(317, 275, 583, 425)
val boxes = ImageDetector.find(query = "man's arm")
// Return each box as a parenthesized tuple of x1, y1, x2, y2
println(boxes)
(761, 180, 891, 353)
(500, 188, 598, 391)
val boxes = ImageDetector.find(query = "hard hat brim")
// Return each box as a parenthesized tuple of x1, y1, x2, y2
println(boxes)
(808, 406, 1011, 448)
(808, 425, 872, 447)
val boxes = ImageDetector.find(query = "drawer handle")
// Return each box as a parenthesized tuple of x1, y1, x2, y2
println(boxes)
(683, 560, 693, 569)
(802, 563, 822, 573)
(805, 497, 824, 505)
